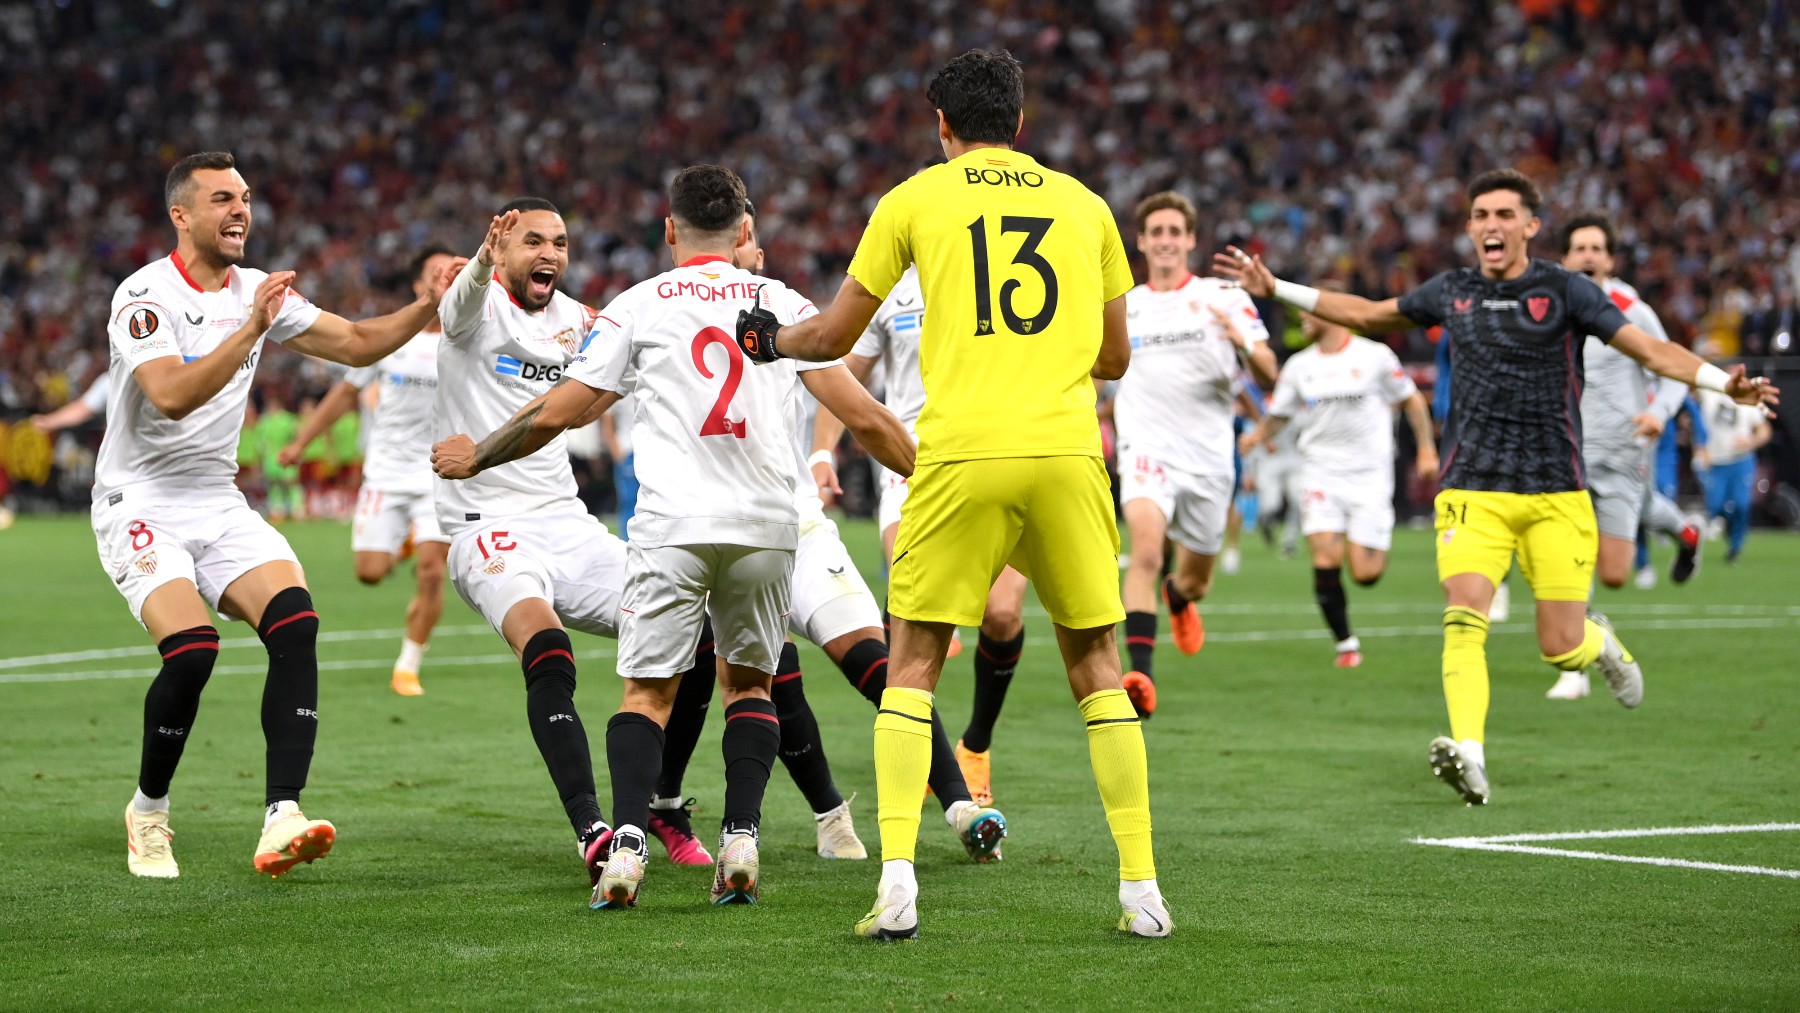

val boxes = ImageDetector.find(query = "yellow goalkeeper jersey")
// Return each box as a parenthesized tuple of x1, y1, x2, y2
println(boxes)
(847, 148, 1132, 466)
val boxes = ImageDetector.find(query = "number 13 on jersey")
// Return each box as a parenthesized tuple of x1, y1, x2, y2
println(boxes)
(966, 215, 1059, 337)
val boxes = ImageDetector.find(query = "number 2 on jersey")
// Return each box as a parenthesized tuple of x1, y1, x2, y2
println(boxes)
(691, 326, 747, 438)
(967, 215, 1059, 336)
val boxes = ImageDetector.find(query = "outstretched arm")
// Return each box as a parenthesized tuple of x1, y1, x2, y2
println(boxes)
(1212, 246, 1417, 335)
(432, 379, 615, 479)
(286, 258, 463, 367)
(1610, 325, 1780, 411)
(802, 363, 915, 479)
(737, 277, 883, 364)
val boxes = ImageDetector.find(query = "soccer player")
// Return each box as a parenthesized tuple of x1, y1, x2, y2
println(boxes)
(1239, 291, 1437, 667)
(101, 151, 458, 878)
(1217, 168, 1780, 805)
(436, 166, 918, 908)
(735, 207, 1005, 857)
(1694, 387, 1772, 564)
(818, 266, 1030, 807)
(734, 49, 1171, 940)
(1116, 191, 1279, 717)
(1546, 214, 1695, 699)
(281, 244, 458, 696)
(31, 373, 110, 432)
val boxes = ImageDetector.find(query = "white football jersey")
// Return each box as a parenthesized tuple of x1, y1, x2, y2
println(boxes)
(1116, 275, 1267, 476)
(850, 266, 925, 434)
(344, 329, 440, 495)
(1581, 278, 1686, 458)
(1698, 388, 1764, 465)
(566, 255, 821, 551)
(94, 252, 321, 503)
(434, 261, 597, 536)
(1268, 336, 1417, 480)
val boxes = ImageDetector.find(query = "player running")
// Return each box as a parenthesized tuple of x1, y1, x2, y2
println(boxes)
(281, 244, 458, 696)
(735, 49, 1170, 940)
(1695, 387, 1772, 564)
(437, 166, 917, 909)
(1239, 288, 1437, 667)
(102, 151, 458, 879)
(1116, 192, 1279, 716)
(1546, 214, 1695, 699)
(816, 266, 1028, 808)
(1218, 168, 1779, 805)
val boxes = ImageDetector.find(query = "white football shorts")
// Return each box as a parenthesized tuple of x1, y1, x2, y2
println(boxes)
(617, 542, 793, 679)
(788, 515, 883, 647)
(1299, 469, 1397, 551)
(876, 464, 909, 533)
(448, 504, 626, 639)
(93, 490, 300, 627)
(351, 486, 447, 555)
(1118, 454, 1232, 556)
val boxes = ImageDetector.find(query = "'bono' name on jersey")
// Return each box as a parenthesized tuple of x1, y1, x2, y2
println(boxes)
(1398, 258, 1629, 495)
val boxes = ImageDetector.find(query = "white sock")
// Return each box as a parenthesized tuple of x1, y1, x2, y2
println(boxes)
(396, 638, 427, 674)
(648, 794, 683, 810)
(1335, 636, 1360, 654)
(264, 800, 299, 827)
(944, 799, 976, 827)
(1457, 739, 1486, 770)
(879, 859, 917, 896)
(132, 789, 168, 815)
(1120, 877, 1160, 906)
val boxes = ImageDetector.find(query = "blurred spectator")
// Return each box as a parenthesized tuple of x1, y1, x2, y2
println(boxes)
(2, 1, 1795, 507)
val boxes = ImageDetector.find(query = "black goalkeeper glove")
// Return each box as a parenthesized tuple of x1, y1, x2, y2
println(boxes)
(735, 286, 785, 364)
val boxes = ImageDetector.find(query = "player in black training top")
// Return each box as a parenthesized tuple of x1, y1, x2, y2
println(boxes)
(1216, 168, 1778, 806)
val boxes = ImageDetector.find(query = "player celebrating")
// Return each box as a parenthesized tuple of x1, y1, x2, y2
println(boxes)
(281, 244, 458, 696)
(1695, 386, 1772, 564)
(1116, 191, 1278, 716)
(819, 266, 1029, 808)
(1238, 289, 1437, 667)
(437, 166, 919, 909)
(738, 207, 1005, 857)
(101, 151, 458, 879)
(734, 49, 1170, 940)
(1217, 168, 1780, 805)
(1548, 214, 1694, 699)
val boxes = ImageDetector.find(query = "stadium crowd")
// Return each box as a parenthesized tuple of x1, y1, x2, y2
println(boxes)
(2, 0, 1796, 503)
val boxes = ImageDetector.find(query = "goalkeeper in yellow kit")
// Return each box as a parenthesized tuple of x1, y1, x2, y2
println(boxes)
(735, 48, 1168, 940)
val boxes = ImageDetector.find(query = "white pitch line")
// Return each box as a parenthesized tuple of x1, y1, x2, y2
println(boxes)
(0, 624, 498, 671)
(1201, 616, 1799, 645)
(1432, 822, 1800, 844)
(1413, 823, 1800, 879)
(0, 650, 623, 685)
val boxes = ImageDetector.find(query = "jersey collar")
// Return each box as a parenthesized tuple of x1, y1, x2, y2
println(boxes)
(679, 254, 731, 268)
(170, 249, 230, 293)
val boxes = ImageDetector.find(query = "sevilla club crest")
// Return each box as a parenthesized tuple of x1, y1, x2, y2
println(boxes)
(1527, 297, 1550, 322)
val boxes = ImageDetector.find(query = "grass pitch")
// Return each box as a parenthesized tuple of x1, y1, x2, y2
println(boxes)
(2, 515, 1796, 1009)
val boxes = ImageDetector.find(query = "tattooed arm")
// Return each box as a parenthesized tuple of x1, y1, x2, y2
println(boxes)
(432, 379, 617, 479)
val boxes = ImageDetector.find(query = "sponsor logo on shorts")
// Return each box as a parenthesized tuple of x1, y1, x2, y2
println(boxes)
(1441, 528, 1455, 544)
(134, 551, 159, 575)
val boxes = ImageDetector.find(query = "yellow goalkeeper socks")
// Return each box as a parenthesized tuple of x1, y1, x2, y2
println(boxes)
(1080, 688, 1156, 881)
(873, 686, 935, 865)
(1543, 618, 1605, 671)
(1442, 606, 1491, 744)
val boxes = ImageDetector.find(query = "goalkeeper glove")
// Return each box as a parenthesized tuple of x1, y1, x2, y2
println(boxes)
(735, 286, 784, 364)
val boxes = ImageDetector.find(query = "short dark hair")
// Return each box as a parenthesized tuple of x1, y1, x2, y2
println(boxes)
(1557, 211, 1617, 256)
(1133, 191, 1197, 234)
(500, 197, 560, 216)
(165, 151, 236, 209)
(927, 49, 1025, 146)
(1466, 168, 1541, 215)
(669, 165, 748, 234)
(408, 242, 457, 282)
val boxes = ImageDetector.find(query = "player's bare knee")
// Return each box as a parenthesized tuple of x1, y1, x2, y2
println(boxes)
(353, 557, 391, 585)
(981, 604, 1024, 640)
(1173, 571, 1210, 603)
(1351, 567, 1384, 587)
